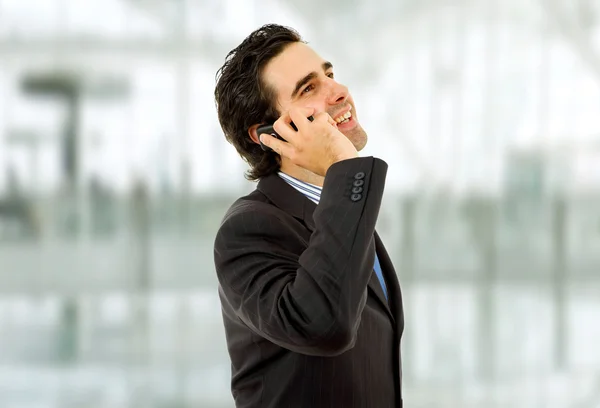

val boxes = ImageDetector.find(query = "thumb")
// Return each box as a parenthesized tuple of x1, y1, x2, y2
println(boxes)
(259, 133, 272, 150)
(259, 133, 284, 155)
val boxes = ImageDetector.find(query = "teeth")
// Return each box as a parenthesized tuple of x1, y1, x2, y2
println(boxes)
(334, 111, 352, 123)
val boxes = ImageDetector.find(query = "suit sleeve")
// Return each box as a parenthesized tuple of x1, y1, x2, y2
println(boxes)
(213, 156, 388, 356)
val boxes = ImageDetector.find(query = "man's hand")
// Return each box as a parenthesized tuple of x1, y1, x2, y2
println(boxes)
(259, 107, 359, 176)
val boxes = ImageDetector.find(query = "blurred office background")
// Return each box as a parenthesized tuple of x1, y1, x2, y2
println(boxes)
(1, 0, 600, 407)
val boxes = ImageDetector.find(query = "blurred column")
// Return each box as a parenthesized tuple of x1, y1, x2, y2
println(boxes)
(465, 198, 497, 381)
(539, 0, 569, 372)
(454, 1, 468, 392)
(64, 91, 80, 194)
(401, 197, 417, 283)
(176, 0, 192, 235)
(481, 0, 499, 173)
(478, 200, 497, 382)
(478, 0, 499, 383)
(174, 2, 192, 404)
(551, 195, 568, 371)
(452, 0, 467, 191)
(57, 297, 79, 363)
(130, 179, 152, 363)
(132, 180, 152, 291)
(400, 195, 416, 380)
(538, 9, 551, 145)
(428, 0, 442, 171)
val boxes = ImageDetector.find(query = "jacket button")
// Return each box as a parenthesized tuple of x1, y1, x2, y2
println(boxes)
(351, 193, 362, 202)
(352, 186, 363, 194)
(353, 179, 364, 187)
(354, 172, 365, 180)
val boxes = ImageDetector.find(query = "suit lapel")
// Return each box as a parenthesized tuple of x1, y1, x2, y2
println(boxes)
(258, 174, 310, 221)
(258, 173, 317, 233)
(374, 231, 404, 333)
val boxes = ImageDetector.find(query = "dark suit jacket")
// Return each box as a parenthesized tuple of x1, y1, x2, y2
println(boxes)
(213, 157, 404, 408)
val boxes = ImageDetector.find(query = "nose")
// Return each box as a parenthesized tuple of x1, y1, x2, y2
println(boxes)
(326, 80, 348, 105)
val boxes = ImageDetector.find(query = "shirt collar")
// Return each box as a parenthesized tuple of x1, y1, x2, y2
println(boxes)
(277, 172, 322, 205)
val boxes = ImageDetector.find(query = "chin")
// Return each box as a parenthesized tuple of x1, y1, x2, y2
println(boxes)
(349, 129, 368, 152)
(354, 140, 367, 152)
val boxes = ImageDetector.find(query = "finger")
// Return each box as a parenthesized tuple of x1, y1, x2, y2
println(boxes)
(288, 107, 316, 131)
(259, 133, 291, 157)
(313, 111, 337, 128)
(326, 114, 337, 127)
(273, 111, 298, 143)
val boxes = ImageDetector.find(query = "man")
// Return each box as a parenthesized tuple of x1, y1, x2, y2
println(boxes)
(213, 24, 404, 408)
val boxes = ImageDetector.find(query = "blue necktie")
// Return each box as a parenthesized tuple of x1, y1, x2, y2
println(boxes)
(373, 254, 388, 300)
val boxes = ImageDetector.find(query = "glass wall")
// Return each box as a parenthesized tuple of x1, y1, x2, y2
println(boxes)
(1, 0, 600, 406)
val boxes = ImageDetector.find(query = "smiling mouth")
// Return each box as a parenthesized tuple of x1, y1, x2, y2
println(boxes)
(333, 108, 352, 125)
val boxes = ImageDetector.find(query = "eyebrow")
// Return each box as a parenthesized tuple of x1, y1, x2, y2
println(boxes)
(290, 61, 333, 99)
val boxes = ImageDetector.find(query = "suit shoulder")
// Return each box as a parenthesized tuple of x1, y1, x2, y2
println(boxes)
(218, 189, 281, 229)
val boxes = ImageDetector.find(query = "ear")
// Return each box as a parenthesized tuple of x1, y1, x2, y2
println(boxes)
(248, 124, 262, 145)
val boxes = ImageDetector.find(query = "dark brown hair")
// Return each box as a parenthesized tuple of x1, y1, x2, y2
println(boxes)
(214, 24, 304, 181)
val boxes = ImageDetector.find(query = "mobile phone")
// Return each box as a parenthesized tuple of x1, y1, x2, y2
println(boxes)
(258, 115, 314, 152)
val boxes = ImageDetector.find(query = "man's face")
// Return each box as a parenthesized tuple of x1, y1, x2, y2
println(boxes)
(262, 42, 367, 151)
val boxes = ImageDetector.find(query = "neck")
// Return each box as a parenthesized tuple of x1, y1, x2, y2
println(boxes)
(279, 161, 325, 187)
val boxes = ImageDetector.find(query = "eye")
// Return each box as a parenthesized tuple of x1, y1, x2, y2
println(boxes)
(327, 72, 334, 79)
(302, 84, 315, 94)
